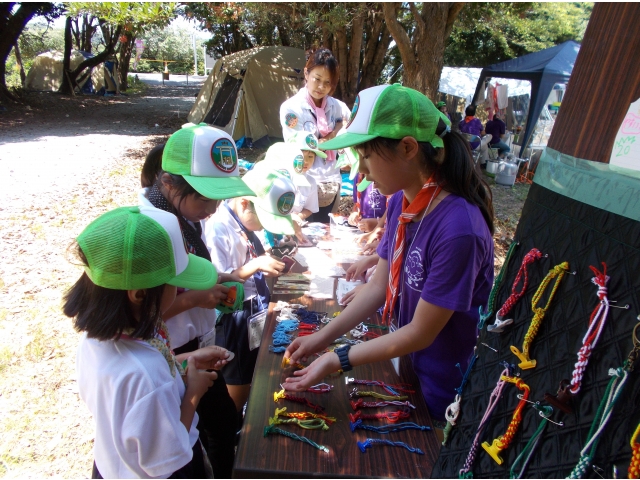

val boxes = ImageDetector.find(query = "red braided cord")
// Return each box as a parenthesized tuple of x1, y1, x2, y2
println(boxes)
(349, 408, 410, 423)
(282, 411, 336, 425)
(497, 377, 530, 449)
(282, 393, 325, 413)
(497, 248, 543, 318)
(351, 379, 416, 394)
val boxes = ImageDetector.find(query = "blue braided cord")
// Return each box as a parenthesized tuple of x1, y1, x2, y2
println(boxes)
(350, 419, 430, 433)
(454, 355, 478, 396)
(357, 438, 424, 455)
(272, 338, 292, 347)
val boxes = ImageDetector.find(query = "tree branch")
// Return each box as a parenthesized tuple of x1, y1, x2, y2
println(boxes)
(444, 2, 465, 38)
(382, 2, 415, 73)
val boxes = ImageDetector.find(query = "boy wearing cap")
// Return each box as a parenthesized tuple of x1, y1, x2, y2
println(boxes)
(204, 168, 296, 413)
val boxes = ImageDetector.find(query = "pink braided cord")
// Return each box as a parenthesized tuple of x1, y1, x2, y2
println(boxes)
(459, 368, 509, 476)
(496, 248, 543, 318)
(569, 263, 609, 395)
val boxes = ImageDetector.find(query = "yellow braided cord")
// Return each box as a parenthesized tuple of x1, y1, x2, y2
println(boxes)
(630, 422, 640, 479)
(358, 390, 408, 401)
(522, 262, 569, 357)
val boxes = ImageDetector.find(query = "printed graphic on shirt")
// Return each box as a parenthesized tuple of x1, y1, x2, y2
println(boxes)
(404, 246, 425, 292)
(347, 95, 360, 128)
(305, 134, 318, 149)
(211, 139, 237, 173)
(293, 155, 304, 173)
(277, 192, 295, 215)
(367, 189, 384, 212)
(285, 113, 298, 128)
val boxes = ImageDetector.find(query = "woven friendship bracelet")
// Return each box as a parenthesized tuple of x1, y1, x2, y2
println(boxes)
(269, 415, 330, 430)
(510, 261, 570, 370)
(350, 398, 416, 410)
(349, 419, 431, 434)
(273, 389, 325, 413)
(263, 425, 329, 453)
(357, 438, 424, 455)
(479, 241, 519, 329)
(568, 323, 639, 479)
(274, 407, 336, 424)
(459, 364, 511, 478)
(345, 377, 415, 395)
(482, 376, 531, 465)
(509, 405, 555, 479)
(443, 354, 478, 446)
(349, 387, 408, 401)
(488, 248, 544, 333)
(545, 263, 612, 414)
(349, 408, 411, 424)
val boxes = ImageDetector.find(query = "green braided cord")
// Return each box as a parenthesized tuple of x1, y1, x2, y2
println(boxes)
(442, 421, 454, 446)
(509, 406, 551, 479)
(263, 425, 329, 453)
(269, 416, 329, 430)
(567, 368, 628, 479)
(479, 241, 518, 329)
(459, 472, 474, 479)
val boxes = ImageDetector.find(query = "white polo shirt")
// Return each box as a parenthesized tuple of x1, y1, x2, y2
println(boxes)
(280, 87, 351, 184)
(77, 334, 199, 478)
(138, 188, 217, 348)
(203, 202, 257, 301)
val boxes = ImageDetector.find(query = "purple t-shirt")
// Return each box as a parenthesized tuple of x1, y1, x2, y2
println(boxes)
(459, 117, 483, 150)
(377, 191, 494, 422)
(485, 118, 506, 145)
(353, 177, 387, 219)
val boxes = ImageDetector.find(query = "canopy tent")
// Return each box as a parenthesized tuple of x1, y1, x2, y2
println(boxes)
(188, 46, 306, 146)
(439, 67, 531, 104)
(472, 40, 580, 151)
(25, 50, 104, 93)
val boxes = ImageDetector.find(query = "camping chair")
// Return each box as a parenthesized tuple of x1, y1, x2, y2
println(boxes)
(461, 133, 482, 165)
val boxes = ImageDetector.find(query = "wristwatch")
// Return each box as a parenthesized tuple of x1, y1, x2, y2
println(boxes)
(335, 345, 353, 372)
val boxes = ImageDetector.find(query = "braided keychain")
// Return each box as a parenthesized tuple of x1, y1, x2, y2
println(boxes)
(349, 387, 408, 401)
(488, 248, 544, 333)
(345, 377, 415, 395)
(443, 353, 478, 446)
(357, 438, 424, 455)
(274, 407, 336, 424)
(307, 383, 333, 393)
(349, 418, 431, 433)
(263, 425, 329, 453)
(274, 389, 325, 413)
(459, 364, 511, 479)
(482, 376, 531, 465)
(349, 408, 411, 424)
(545, 263, 613, 414)
(511, 261, 570, 370)
(629, 421, 640, 479)
(509, 405, 557, 479)
(479, 241, 519, 329)
(269, 415, 330, 430)
(568, 323, 639, 479)
(351, 398, 416, 410)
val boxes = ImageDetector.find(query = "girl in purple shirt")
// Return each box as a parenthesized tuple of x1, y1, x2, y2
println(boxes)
(283, 85, 494, 440)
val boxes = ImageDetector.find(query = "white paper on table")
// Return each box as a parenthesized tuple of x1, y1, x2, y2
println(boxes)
(307, 275, 335, 299)
(294, 248, 346, 277)
(336, 278, 363, 305)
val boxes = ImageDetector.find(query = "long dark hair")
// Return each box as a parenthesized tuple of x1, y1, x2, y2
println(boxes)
(62, 243, 166, 341)
(305, 47, 339, 95)
(359, 124, 494, 234)
(141, 144, 165, 188)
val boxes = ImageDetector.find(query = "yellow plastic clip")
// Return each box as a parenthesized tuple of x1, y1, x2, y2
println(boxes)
(268, 416, 278, 426)
(281, 357, 291, 368)
(275, 407, 287, 417)
(482, 438, 506, 465)
(510, 345, 537, 370)
(273, 389, 285, 402)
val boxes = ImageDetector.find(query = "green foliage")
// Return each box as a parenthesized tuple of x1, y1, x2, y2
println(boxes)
(66, 2, 177, 36)
(445, 2, 593, 67)
(136, 25, 205, 74)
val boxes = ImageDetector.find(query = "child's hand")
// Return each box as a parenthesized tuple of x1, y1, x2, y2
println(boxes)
(257, 255, 285, 277)
(362, 238, 380, 256)
(348, 211, 361, 227)
(188, 346, 234, 370)
(357, 218, 379, 233)
(340, 284, 364, 305)
(184, 356, 217, 402)
(217, 272, 245, 285)
(192, 284, 230, 309)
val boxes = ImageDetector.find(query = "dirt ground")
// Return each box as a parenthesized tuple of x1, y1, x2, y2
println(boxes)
(0, 82, 528, 477)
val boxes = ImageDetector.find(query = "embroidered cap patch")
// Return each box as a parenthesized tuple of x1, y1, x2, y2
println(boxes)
(277, 192, 295, 215)
(285, 113, 298, 128)
(210, 138, 237, 173)
(293, 155, 304, 173)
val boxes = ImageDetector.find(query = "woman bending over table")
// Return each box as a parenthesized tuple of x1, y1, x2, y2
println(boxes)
(283, 85, 495, 439)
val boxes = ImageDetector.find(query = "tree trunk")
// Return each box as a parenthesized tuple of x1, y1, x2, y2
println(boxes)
(277, 25, 290, 47)
(342, 12, 364, 107)
(60, 16, 74, 95)
(382, 2, 464, 100)
(118, 34, 134, 91)
(360, 7, 391, 91)
(0, 3, 45, 103)
(13, 41, 26, 87)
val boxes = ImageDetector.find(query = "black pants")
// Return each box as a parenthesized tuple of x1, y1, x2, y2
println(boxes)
(92, 441, 206, 478)
(175, 338, 237, 479)
(309, 194, 338, 224)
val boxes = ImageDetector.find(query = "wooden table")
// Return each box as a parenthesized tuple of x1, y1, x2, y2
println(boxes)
(233, 239, 441, 478)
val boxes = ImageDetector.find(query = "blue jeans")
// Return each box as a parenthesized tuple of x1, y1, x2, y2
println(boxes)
(490, 140, 511, 155)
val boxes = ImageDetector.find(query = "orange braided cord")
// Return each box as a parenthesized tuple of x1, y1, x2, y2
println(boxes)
(522, 262, 569, 357)
(630, 422, 640, 479)
(496, 376, 530, 449)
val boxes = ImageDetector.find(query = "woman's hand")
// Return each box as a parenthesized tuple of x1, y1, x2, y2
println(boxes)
(191, 284, 231, 309)
(282, 351, 341, 392)
(178, 346, 233, 371)
(284, 331, 331, 365)
(340, 284, 364, 305)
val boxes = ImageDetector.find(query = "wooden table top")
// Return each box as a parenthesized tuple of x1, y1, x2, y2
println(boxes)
(233, 239, 441, 478)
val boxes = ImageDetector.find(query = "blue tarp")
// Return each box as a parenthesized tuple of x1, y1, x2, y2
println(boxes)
(472, 41, 580, 151)
(341, 172, 354, 197)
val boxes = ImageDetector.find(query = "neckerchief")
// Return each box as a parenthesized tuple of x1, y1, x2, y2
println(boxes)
(464, 116, 475, 123)
(148, 183, 211, 261)
(382, 177, 442, 324)
(304, 88, 336, 163)
(121, 319, 184, 380)
(223, 202, 270, 306)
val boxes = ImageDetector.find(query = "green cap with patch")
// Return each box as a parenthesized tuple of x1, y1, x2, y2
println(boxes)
(162, 123, 255, 200)
(320, 84, 451, 151)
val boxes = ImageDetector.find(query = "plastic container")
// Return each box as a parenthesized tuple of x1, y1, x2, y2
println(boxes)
(495, 160, 519, 186)
(486, 160, 500, 174)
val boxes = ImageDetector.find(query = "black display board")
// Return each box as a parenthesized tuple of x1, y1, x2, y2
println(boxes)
(433, 183, 640, 478)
